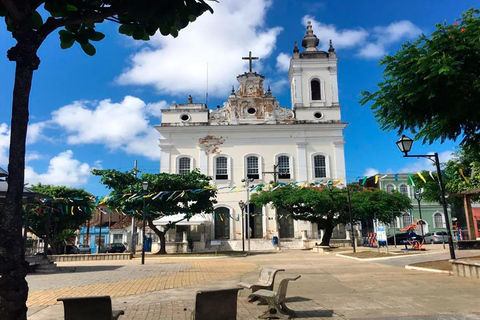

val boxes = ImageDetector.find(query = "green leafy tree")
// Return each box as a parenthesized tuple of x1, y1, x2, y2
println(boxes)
(360, 8, 480, 153)
(28, 184, 94, 254)
(409, 148, 480, 204)
(0, 1, 214, 318)
(92, 169, 217, 255)
(251, 184, 412, 246)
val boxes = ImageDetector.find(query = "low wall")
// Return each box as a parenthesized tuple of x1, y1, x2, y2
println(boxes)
(49, 253, 132, 262)
(451, 259, 480, 279)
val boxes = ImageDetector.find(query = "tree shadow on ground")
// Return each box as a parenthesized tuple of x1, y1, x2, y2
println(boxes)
(59, 265, 123, 273)
(294, 309, 335, 318)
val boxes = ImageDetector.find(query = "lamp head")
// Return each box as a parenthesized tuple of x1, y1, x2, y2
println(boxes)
(327, 181, 334, 192)
(142, 181, 149, 191)
(238, 199, 246, 210)
(414, 188, 422, 201)
(396, 135, 414, 155)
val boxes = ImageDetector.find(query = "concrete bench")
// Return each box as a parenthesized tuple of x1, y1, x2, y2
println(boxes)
(238, 267, 285, 302)
(193, 287, 243, 320)
(251, 275, 301, 319)
(57, 295, 124, 320)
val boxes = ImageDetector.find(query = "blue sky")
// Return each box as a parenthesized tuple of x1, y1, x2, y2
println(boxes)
(0, 0, 475, 196)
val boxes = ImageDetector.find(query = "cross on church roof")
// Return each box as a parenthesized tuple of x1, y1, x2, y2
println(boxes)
(242, 51, 259, 72)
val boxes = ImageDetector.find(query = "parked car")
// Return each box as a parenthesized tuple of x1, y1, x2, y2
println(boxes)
(100, 243, 126, 253)
(424, 231, 450, 244)
(387, 232, 423, 245)
(78, 244, 91, 254)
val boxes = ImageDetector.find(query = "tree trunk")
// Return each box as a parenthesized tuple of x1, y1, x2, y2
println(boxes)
(0, 47, 38, 320)
(319, 217, 335, 247)
(147, 218, 167, 255)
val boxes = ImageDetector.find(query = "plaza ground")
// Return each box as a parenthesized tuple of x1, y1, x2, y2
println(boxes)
(27, 245, 480, 320)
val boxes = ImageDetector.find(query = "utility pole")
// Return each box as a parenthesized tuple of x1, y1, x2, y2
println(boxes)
(131, 160, 139, 254)
(262, 164, 279, 183)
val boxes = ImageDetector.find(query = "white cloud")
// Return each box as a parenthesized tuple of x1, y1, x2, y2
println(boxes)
(50, 96, 162, 159)
(276, 53, 290, 72)
(303, 16, 368, 50)
(117, 0, 282, 98)
(398, 150, 455, 173)
(363, 168, 379, 177)
(25, 151, 43, 163)
(357, 43, 386, 59)
(358, 20, 421, 58)
(27, 122, 48, 144)
(146, 100, 169, 119)
(266, 78, 289, 96)
(25, 150, 93, 187)
(0, 123, 10, 166)
(302, 16, 420, 59)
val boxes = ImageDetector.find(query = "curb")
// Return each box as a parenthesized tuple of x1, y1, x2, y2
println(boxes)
(336, 251, 434, 261)
(405, 264, 452, 274)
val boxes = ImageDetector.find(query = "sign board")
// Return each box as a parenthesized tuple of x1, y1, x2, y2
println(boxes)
(377, 225, 387, 242)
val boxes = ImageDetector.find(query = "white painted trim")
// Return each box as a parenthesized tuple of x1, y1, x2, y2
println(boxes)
(296, 142, 308, 182)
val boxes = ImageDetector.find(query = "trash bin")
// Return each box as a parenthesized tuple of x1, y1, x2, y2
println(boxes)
(272, 236, 278, 245)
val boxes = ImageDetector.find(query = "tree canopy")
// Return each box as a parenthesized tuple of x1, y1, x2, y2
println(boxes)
(360, 8, 480, 153)
(92, 169, 217, 254)
(0, 1, 214, 319)
(28, 184, 94, 254)
(251, 184, 412, 246)
(409, 148, 480, 204)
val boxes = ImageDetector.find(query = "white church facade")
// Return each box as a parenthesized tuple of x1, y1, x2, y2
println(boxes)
(155, 22, 347, 250)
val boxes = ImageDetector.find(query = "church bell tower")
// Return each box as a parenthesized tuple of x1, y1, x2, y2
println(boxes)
(288, 21, 341, 123)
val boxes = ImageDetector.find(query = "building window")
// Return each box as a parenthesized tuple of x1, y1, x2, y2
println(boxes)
(215, 156, 228, 180)
(214, 207, 230, 240)
(399, 184, 409, 196)
(434, 212, 444, 228)
(113, 234, 123, 243)
(178, 157, 191, 175)
(277, 155, 291, 179)
(311, 79, 321, 100)
(402, 213, 411, 228)
(313, 155, 327, 178)
(386, 184, 395, 193)
(246, 156, 260, 180)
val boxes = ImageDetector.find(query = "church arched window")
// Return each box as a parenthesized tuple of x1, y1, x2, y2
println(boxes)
(313, 155, 327, 178)
(399, 184, 409, 197)
(276, 155, 291, 179)
(386, 184, 395, 193)
(311, 79, 321, 100)
(434, 212, 444, 228)
(246, 156, 260, 180)
(214, 156, 229, 180)
(177, 157, 191, 175)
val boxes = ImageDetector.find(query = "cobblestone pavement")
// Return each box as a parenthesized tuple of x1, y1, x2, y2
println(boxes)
(27, 258, 257, 308)
(27, 249, 480, 320)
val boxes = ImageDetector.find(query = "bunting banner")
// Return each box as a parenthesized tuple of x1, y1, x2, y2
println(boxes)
(407, 173, 416, 187)
(417, 172, 427, 183)
(459, 168, 470, 184)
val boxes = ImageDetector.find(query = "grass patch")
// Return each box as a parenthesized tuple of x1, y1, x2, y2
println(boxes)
(410, 260, 452, 271)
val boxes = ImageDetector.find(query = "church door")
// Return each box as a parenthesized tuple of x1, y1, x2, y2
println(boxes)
(246, 204, 263, 238)
(214, 207, 230, 239)
(278, 210, 294, 238)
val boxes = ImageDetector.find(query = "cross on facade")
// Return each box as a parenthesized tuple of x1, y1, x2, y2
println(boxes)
(242, 51, 259, 72)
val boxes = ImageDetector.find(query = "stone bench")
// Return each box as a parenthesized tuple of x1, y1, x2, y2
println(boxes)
(192, 287, 243, 320)
(49, 253, 132, 262)
(238, 267, 284, 302)
(57, 295, 124, 320)
(251, 275, 301, 319)
(451, 259, 480, 279)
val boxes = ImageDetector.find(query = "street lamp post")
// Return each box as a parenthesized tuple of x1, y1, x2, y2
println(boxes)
(396, 135, 456, 259)
(327, 183, 356, 253)
(238, 200, 246, 252)
(414, 189, 425, 238)
(141, 181, 148, 265)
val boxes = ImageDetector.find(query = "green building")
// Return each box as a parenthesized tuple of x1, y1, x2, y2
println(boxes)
(365, 174, 452, 238)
